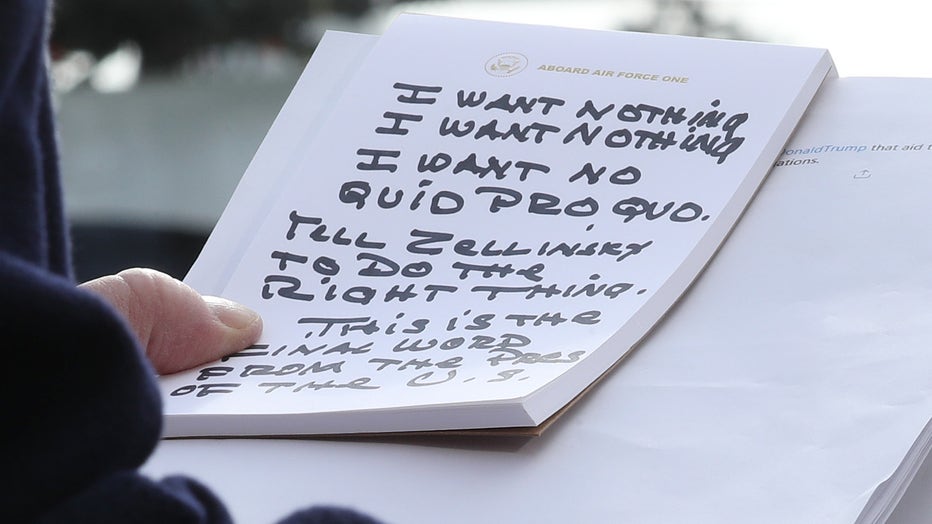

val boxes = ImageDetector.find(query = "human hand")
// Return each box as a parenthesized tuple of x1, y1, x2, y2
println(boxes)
(80, 268, 262, 375)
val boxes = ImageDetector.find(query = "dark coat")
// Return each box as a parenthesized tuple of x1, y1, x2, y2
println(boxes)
(1, 3, 377, 523)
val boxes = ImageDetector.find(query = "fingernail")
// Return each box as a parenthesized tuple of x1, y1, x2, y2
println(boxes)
(204, 296, 261, 330)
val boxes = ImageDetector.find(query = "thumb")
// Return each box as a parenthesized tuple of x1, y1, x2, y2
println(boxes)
(80, 268, 262, 375)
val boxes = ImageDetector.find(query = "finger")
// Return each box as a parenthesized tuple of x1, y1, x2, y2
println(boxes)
(80, 268, 262, 375)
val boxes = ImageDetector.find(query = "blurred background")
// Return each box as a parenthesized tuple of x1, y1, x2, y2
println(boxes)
(51, 0, 932, 282)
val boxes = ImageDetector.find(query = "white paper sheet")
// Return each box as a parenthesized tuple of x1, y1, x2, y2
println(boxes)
(146, 32, 932, 523)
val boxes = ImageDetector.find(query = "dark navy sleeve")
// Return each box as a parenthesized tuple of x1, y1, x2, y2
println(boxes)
(1, 2, 379, 523)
